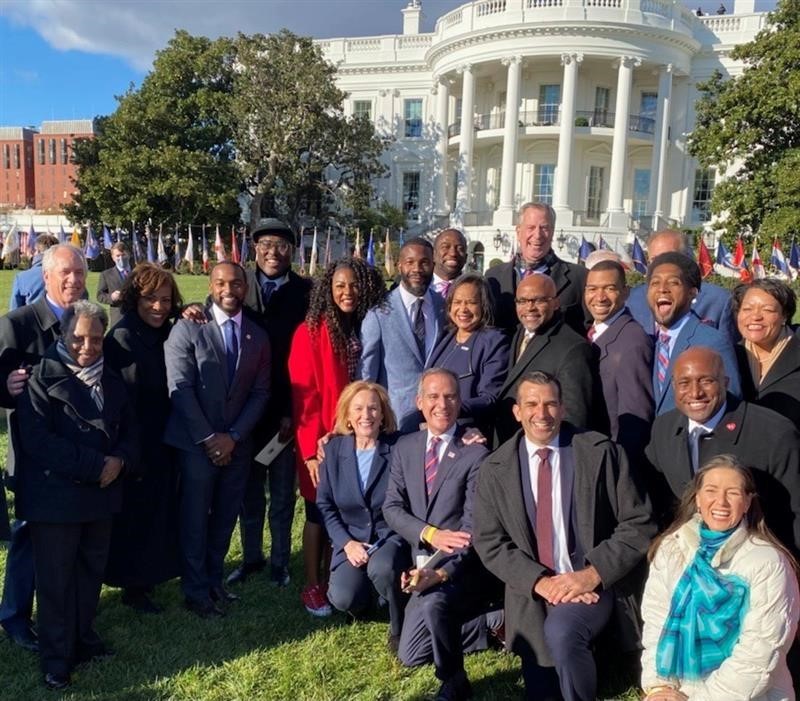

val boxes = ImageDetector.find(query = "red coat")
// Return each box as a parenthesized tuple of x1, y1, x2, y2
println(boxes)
(288, 320, 349, 501)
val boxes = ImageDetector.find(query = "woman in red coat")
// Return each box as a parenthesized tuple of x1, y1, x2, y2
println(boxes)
(289, 258, 386, 616)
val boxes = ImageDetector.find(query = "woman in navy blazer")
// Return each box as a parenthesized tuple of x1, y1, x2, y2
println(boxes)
(427, 273, 509, 442)
(316, 381, 409, 647)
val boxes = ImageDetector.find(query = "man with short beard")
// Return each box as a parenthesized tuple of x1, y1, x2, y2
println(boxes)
(361, 237, 446, 431)
(431, 228, 468, 299)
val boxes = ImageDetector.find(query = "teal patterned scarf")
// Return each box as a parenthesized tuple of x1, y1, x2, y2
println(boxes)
(656, 522, 749, 680)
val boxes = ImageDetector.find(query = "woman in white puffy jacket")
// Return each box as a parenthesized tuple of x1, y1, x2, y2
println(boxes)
(641, 454, 799, 701)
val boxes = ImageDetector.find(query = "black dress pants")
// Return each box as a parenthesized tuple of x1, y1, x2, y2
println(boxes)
(30, 519, 111, 677)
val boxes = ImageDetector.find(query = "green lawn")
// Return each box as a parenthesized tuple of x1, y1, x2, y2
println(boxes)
(0, 269, 639, 700)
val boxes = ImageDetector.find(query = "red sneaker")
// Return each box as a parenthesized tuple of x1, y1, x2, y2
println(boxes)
(301, 584, 332, 617)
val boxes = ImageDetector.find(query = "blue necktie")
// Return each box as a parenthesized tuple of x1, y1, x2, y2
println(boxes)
(225, 319, 238, 384)
(261, 280, 276, 307)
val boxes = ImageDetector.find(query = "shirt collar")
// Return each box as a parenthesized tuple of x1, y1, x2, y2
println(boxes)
(591, 307, 626, 338)
(45, 295, 66, 321)
(688, 401, 727, 434)
(657, 310, 692, 336)
(211, 303, 243, 328)
(427, 423, 457, 446)
(256, 269, 289, 290)
(398, 284, 428, 312)
(524, 434, 560, 456)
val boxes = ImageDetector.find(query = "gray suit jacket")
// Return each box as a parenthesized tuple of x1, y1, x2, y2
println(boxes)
(360, 287, 445, 431)
(164, 307, 270, 454)
(473, 427, 656, 665)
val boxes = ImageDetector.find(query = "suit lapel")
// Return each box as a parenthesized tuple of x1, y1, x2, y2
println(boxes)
(655, 314, 698, 410)
(595, 312, 630, 361)
(363, 439, 390, 497)
(391, 288, 425, 366)
(229, 316, 258, 393)
(503, 328, 552, 394)
(759, 336, 800, 393)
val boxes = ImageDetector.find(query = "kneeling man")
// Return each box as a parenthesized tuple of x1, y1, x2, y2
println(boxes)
(474, 371, 655, 701)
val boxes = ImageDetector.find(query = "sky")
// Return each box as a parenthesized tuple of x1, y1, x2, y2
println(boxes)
(0, 0, 774, 129)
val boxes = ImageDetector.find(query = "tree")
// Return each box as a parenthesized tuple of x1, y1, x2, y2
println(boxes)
(230, 30, 392, 230)
(67, 31, 242, 228)
(689, 0, 800, 243)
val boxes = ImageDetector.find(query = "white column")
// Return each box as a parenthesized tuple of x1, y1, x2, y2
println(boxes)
(454, 63, 475, 224)
(606, 56, 640, 228)
(648, 64, 673, 223)
(433, 76, 450, 216)
(494, 55, 522, 227)
(552, 52, 583, 218)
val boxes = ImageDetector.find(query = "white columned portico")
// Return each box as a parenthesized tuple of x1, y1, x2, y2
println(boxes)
(648, 64, 673, 224)
(494, 55, 522, 227)
(433, 75, 450, 216)
(454, 63, 475, 225)
(606, 56, 640, 228)
(552, 52, 583, 221)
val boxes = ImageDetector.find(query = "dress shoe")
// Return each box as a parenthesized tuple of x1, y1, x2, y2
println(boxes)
(210, 586, 240, 604)
(225, 560, 266, 585)
(386, 632, 401, 657)
(434, 671, 473, 701)
(122, 589, 163, 614)
(43, 672, 70, 691)
(4, 625, 39, 653)
(184, 597, 225, 619)
(77, 641, 116, 665)
(270, 565, 290, 587)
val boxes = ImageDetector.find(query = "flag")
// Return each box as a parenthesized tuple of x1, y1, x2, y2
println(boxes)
(366, 229, 375, 267)
(174, 225, 182, 271)
(697, 239, 714, 278)
(631, 237, 647, 274)
(384, 228, 395, 277)
(157, 226, 168, 264)
(202, 224, 210, 272)
(115, 226, 122, 244)
(146, 225, 155, 263)
(598, 235, 610, 251)
(102, 225, 113, 250)
(398, 228, 405, 247)
(58, 224, 67, 244)
(214, 225, 227, 262)
(732, 236, 746, 268)
(24, 224, 36, 258)
(297, 231, 306, 274)
(771, 239, 790, 277)
(70, 226, 81, 248)
(184, 225, 195, 272)
(790, 239, 800, 273)
(84, 225, 100, 259)
(308, 227, 319, 277)
(3, 225, 19, 266)
(131, 226, 144, 264)
(616, 240, 633, 270)
(578, 237, 596, 264)
(240, 231, 249, 263)
(353, 228, 362, 259)
(751, 242, 766, 280)
(230, 227, 240, 264)
(323, 227, 332, 268)
(715, 239, 734, 268)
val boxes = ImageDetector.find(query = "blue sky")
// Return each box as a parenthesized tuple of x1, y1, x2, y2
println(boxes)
(0, 0, 774, 129)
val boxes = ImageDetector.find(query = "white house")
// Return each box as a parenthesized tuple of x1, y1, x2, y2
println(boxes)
(319, 0, 766, 266)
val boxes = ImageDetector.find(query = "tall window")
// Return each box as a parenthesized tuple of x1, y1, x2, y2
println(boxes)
(586, 166, 605, 220)
(454, 98, 463, 123)
(404, 99, 423, 138)
(48, 138, 56, 164)
(692, 168, 715, 221)
(13, 144, 20, 169)
(538, 84, 561, 124)
(353, 100, 372, 120)
(640, 92, 658, 119)
(594, 87, 611, 126)
(402, 171, 421, 218)
(60, 138, 68, 164)
(2, 145, 9, 169)
(37, 140, 45, 165)
(632, 169, 650, 218)
(533, 164, 555, 204)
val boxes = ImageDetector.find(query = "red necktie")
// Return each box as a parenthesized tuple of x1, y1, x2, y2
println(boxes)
(425, 436, 441, 497)
(587, 325, 596, 342)
(535, 448, 555, 571)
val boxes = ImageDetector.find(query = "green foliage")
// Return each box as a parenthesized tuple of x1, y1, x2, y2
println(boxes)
(354, 201, 406, 233)
(689, 0, 800, 243)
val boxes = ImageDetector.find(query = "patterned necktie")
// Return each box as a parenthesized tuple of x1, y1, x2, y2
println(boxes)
(412, 298, 426, 356)
(656, 331, 671, 390)
(261, 280, 277, 307)
(517, 333, 532, 361)
(438, 280, 451, 299)
(225, 319, 239, 384)
(535, 448, 555, 571)
(425, 436, 441, 497)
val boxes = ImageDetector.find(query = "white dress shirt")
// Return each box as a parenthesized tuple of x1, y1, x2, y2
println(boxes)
(210, 303, 242, 364)
(687, 402, 727, 472)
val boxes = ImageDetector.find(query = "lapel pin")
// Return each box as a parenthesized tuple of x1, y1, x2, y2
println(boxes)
(245, 334, 251, 340)
(726, 422, 736, 431)
(447, 451, 455, 459)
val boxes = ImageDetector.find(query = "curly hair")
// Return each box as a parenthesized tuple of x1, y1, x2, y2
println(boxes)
(306, 258, 386, 361)
(119, 262, 183, 316)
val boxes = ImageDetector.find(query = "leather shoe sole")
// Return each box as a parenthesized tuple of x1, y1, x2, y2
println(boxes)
(225, 561, 266, 585)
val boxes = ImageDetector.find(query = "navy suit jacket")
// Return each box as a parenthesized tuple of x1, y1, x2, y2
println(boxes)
(592, 309, 654, 459)
(653, 311, 741, 415)
(316, 433, 398, 571)
(383, 426, 488, 580)
(628, 281, 738, 344)
(164, 307, 270, 455)
(361, 287, 445, 432)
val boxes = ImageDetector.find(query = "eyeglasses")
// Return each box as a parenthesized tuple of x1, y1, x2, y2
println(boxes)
(255, 240, 291, 254)
(514, 296, 554, 307)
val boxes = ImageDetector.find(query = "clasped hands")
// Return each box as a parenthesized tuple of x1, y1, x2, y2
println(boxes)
(533, 566, 602, 605)
(204, 433, 235, 466)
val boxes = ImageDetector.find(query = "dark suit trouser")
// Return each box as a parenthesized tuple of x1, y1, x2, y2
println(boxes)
(0, 519, 35, 633)
(178, 450, 249, 602)
(398, 578, 490, 681)
(237, 447, 296, 569)
(520, 589, 613, 701)
(327, 536, 409, 636)
(30, 520, 111, 677)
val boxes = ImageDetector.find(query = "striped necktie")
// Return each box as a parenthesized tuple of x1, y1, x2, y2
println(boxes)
(656, 331, 671, 390)
(425, 436, 441, 497)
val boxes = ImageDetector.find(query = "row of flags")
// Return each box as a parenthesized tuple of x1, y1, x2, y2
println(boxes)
(296, 227, 398, 277)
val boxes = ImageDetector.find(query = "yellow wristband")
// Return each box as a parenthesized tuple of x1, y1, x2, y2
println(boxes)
(422, 526, 438, 544)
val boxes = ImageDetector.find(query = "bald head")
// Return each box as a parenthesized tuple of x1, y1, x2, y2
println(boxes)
(515, 273, 559, 333)
(672, 347, 728, 423)
(647, 230, 689, 259)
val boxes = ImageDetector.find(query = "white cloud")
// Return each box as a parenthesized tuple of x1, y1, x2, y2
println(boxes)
(2, 0, 464, 72)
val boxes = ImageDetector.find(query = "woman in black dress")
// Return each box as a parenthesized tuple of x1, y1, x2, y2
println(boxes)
(103, 263, 184, 612)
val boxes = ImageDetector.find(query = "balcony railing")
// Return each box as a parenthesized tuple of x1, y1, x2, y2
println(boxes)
(447, 109, 655, 137)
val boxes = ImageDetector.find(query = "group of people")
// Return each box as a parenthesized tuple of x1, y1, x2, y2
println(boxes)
(0, 203, 798, 701)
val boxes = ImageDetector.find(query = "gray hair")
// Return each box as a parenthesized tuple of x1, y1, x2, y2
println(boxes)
(646, 229, 690, 256)
(42, 244, 88, 275)
(61, 301, 108, 338)
(417, 367, 460, 397)
(517, 202, 556, 230)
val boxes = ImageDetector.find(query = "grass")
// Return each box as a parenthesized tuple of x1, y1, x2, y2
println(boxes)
(0, 268, 640, 700)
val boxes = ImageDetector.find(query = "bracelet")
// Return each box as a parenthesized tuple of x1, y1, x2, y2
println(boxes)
(422, 525, 438, 544)
(436, 568, 449, 583)
(642, 683, 678, 698)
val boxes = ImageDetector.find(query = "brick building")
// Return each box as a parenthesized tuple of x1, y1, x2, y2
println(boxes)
(33, 119, 95, 211)
(0, 127, 36, 208)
